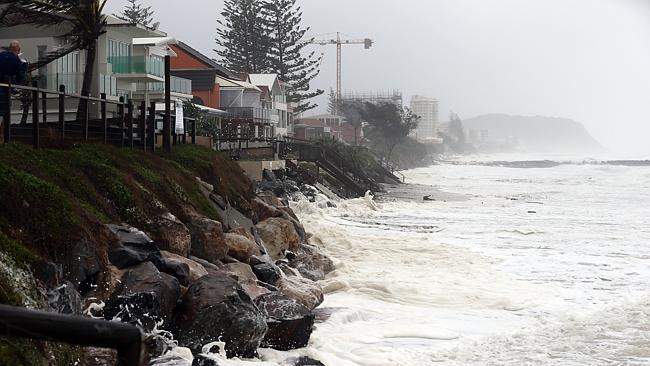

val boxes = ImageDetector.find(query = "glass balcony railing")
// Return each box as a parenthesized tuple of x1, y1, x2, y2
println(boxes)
(43, 73, 82, 94)
(223, 107, 271, 122)
(135, 76, 193, 95)
(108, 55, 165, 77)
(99, 74, 118, 96)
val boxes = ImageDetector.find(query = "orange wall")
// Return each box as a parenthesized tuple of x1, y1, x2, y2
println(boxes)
(193, 84, 221, 109)
(170, 44, 208, 70)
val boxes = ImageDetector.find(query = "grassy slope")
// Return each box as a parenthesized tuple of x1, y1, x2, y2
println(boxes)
(0, 142, 253, 365)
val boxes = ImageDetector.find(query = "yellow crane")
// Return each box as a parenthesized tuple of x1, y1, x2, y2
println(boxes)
(302, 32, 373, 112)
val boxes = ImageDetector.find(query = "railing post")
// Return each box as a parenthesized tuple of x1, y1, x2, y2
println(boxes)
(148, 101, 156, 152)
(3, 83, 11, 143)
(82, 95, 89, 142)
(41, 91, 47, 124)
(118, 97, 125, 147)
(163, 55, 172, 152)
(101, 93, 107, 144)
(58, 85, 65, 144)
(32, 84, 39, 148)
(139, 101, 146, 151)
(191, 119, 196, 145)
(127, 101, 134, 148)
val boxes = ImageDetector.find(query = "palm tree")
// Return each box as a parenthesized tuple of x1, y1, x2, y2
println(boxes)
(0, 0, 108, 118)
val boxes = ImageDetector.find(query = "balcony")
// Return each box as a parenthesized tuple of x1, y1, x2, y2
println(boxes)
(108, 55, 165, 82)
(134, 76, 193, 97)
(223, 107, 271, 124)
(41, 73, 117, 97)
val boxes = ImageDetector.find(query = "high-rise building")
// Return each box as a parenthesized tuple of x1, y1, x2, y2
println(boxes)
(409, 95, 439, 141)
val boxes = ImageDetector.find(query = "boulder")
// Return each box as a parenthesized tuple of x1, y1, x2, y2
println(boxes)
(257, 191, 283, 208)
(63, 237, 103, 294)
(104, 262, 180, 331)
(251, 197, 283, 222)
(192, 355, 220, 366)
(161, 251, 208, 284)
(187, 215, 228, 263)
(278, 273, 324, 310)
(251, 263, 282, 286)
(150, 356, 191, 366)
(173, 275, 267, 358)
(288, 357, 326, 366)
(223, 233, 261, 262)
(289, 245, 335, 281)
(156, 258, 191, 287)
(107, 225, 162, 270)
(221, 262, 270, 299)
(255, 218, 302, 260)
(151, 213, 192, 258)
(47, 282, 83, 315)
(254, 293, 315, 351)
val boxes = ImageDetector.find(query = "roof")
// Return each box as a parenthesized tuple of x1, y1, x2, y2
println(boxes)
(132, 37, 177, 47)
(174, 41, 234, 78)
(105, 15, 167, 37)
(216, 75, 261, 92)
(195, 104, 229, 116)
(248, 74, 280, 92)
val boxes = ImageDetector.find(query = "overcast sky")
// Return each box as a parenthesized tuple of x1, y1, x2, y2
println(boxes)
(106, 0, 650, 156)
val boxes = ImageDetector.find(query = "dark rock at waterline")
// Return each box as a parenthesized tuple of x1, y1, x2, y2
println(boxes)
(290, 244, 335, 281)
(157, 257, 192, 286)
(173, 274, 267, 358)
(104, 262, 180, 331)
(252, 262, 282, 286)
(258, 179, 300, 198)
(287, 357, 326, 366)
(47, 282, 83, 315)
(107, 225, 163, 269)
(63, 237, 103, 294)
(254, 293, 315, 351)
(192, 355, 221, 366)
(149, 355, 191, 366)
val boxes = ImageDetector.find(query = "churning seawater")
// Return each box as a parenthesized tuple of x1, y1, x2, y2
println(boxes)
(281, 157, 650, 366)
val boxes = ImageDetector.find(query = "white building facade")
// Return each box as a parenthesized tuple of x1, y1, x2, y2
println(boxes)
(409, 95, 439, 141)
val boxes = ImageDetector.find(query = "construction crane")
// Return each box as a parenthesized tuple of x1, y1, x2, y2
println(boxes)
(302, 32, 373, 112)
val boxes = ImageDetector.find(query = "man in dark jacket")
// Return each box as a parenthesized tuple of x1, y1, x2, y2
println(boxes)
(0, 40, 26, 139)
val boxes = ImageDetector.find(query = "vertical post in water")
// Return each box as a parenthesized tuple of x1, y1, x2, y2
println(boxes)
(3, 83, 11, 143)
(32, 85, 39, 148)
(101, 93, 107, 144)
(163, 55, 172, 152)
(139, 101, 146, 151)
(58, 85, 65, 144)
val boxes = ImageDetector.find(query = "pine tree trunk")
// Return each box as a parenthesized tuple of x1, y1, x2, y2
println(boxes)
(76, 42, 97, 121)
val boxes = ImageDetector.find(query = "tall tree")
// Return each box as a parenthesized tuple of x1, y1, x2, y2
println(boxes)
(215, 0, 271, 74)
(327, 88, 340, 115)
(1, 0, 108, 119)
(361, 102, 419, 162)
(115, 0, 154, 26)
(266, 0, 323, 114)
(449, 112, 466, 143)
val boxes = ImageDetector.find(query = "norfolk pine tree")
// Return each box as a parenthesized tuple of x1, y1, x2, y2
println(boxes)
(115, 0, 154, 26)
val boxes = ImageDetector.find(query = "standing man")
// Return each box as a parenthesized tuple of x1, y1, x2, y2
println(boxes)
(0, 40, 26, 141)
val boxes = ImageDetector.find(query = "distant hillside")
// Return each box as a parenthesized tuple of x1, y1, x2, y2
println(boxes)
(463, 114, 604, 153)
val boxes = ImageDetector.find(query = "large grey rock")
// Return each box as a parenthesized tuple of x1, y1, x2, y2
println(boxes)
(173, 275, 267, 358)
(104, 262, 180, 331)
(47, 282, 83, 315)
(150, 213, 192, 258)
(107, 225, 162, 270)
(289, 244, 335, 281)
(255, 218, 302, 260)
(223, 233, 261, 263)
(187, 214, 228, 263)
(255, 293, 315, 351)
(161, 251, 208, 284)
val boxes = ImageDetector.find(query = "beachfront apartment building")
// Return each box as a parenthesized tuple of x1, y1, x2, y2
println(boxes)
(409, 95, 439, 142)
(0, 16, 194, 113)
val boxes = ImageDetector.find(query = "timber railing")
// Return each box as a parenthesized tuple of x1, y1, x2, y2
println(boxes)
(0, 304, 147, 366)
(1, 83, 196, 150)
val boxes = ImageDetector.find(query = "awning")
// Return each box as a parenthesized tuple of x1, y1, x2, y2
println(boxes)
(196, 104, 230, 117)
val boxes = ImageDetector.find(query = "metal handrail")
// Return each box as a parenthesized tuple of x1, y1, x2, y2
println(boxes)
(0, 304, 147, 366)
(0, 83, 125, 105)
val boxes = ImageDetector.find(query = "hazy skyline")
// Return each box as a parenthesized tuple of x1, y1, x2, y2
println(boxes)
(105, 0, 650, 156)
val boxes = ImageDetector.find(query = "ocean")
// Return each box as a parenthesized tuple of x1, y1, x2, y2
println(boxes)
(283, 156, 650, 365)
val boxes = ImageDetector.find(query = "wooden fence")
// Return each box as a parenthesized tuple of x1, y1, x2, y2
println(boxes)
(1, 83, 196, 151)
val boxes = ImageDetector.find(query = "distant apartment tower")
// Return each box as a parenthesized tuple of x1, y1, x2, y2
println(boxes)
(409, 95, 439, 141)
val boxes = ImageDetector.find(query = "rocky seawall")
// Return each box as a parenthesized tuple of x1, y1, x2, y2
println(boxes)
(0, 143, 335, 366)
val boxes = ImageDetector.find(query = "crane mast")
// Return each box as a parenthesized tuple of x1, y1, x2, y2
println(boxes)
(302, 32, 373, 114)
